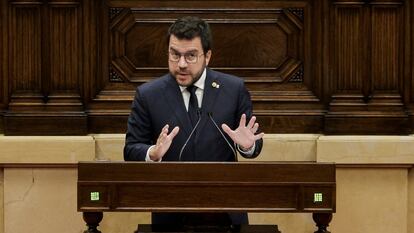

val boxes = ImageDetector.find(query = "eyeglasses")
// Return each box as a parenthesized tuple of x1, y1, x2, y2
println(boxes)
(168, 51, 204, 64)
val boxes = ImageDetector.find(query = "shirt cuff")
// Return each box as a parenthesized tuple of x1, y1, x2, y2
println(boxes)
(145, 145, 162, 162)
(237, 142, 256, 156)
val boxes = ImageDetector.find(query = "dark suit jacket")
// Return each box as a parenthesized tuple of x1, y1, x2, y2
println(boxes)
(124, 68, 263, 225)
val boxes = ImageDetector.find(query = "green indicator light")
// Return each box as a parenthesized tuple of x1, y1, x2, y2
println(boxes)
(314, 193, 323, 203)
(90, 191, 100, 201)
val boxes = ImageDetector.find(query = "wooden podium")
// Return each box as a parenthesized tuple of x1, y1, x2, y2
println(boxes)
(77, 162, 336, 233)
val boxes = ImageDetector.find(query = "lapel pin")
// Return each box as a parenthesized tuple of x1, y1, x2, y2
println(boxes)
(212, 82, 220, 89)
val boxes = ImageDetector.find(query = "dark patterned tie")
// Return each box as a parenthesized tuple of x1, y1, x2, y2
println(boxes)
(187, 85, 199, 127)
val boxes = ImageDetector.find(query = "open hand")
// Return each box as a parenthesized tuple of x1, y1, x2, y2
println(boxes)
(221, 114, 264, 150)
(149, 124, 179, 161)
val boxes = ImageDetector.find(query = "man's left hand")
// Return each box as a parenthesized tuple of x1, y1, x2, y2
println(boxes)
(221, 114, 264, 150)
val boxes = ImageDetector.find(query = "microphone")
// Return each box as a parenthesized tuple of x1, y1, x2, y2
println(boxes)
(207, 112, 238, 162)
(178, 109, 202, 161)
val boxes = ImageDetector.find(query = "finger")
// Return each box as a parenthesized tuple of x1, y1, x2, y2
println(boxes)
(158, 124, 169, 140)
(162, 128, 169, 137)
(157, 133, 167, 146)
(251, 123, 259, 134)
(221, 123, 234, 136)
(158, 130, 171, 145)
(239, 114, 246, 127)
(167, 126, 180, 140)
(247, 116, 256, 129)
(253, 132, 265, 141)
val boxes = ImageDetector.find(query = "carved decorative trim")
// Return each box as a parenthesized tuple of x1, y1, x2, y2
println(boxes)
(288, 8, 304, 21)
(109, 65, 124, 82)
(109, 8, 123, 20)
(289, 67, 304, 83)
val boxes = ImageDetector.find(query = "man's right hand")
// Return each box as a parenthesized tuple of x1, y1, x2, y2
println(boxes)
(149, 124, 180, 161)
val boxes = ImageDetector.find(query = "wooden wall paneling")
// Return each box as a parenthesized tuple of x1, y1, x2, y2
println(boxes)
(249, 2, 324, 133)
(47, 1, 85, 109)
(321, 0, 331, 117)
(49, 4, 80, 92)
(0, 0, 7, 133)
(326, 1, 368, 123)
(408, 0, 414, 129)
(82, 0, 99, 105)
(5, 1, 44, 134)
(9, 2, 43, 95)
(4, 0, 87, 135)
(87, 2, 134, 133)
(83, 0, 104, 133)
(87, 0, 325, 134)
(309, 0, 323, 99)
(369, 3, 408, 132)
(325, 0, 409, 134)
(3, 0, 410, 135)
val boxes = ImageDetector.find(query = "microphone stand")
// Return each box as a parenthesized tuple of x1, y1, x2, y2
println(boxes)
(178, 109, 202, 161)
(207, 112, 238, 162)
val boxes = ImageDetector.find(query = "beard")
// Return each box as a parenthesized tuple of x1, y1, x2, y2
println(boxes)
(170, 62, 206, 87)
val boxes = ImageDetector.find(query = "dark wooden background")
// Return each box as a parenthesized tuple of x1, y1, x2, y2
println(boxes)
(0, 0, 412, 135)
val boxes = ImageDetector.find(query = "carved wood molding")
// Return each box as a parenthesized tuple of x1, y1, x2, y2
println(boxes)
(1, 0, 412, 135)
(324, 0, 409, 134)
(4, 0, 87, 135)
(102, 5, 317, 109)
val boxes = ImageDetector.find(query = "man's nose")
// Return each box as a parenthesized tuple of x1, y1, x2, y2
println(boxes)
(178, 56, 188, 68)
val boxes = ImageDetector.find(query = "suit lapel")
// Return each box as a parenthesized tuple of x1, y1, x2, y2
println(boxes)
(161, 70, 221, 136)
(162, 75, 193, 135)
(199, 69, 221, 132)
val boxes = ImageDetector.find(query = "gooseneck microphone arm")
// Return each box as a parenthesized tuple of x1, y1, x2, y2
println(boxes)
(178, 109, 202, 161)
(207, 112, 238, 162)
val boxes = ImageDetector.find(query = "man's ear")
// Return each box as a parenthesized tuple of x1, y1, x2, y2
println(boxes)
(205, 50, 212, 65)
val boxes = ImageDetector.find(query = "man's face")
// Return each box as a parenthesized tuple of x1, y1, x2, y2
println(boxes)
(168, 35, 211, 87)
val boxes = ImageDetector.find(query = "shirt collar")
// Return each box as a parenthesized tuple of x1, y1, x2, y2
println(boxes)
(179, 68, 206, 93)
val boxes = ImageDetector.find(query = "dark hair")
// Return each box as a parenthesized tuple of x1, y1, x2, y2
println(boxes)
(167, 16, 212, 54)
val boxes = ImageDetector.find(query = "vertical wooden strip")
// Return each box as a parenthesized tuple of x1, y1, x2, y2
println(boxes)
(405, 0, 412, 104)
(371, 7, 400, 91)
(335, 6, 364, 92)
(49, 5, 79, 92)
(411, 0, 414, 103)
(0, 1, 7, 132)
(82, 0, 99, 103)
(10, 5, 42, 92)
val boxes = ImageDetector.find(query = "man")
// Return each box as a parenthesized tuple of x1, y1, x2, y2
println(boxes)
(124, 16, 264, 227)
